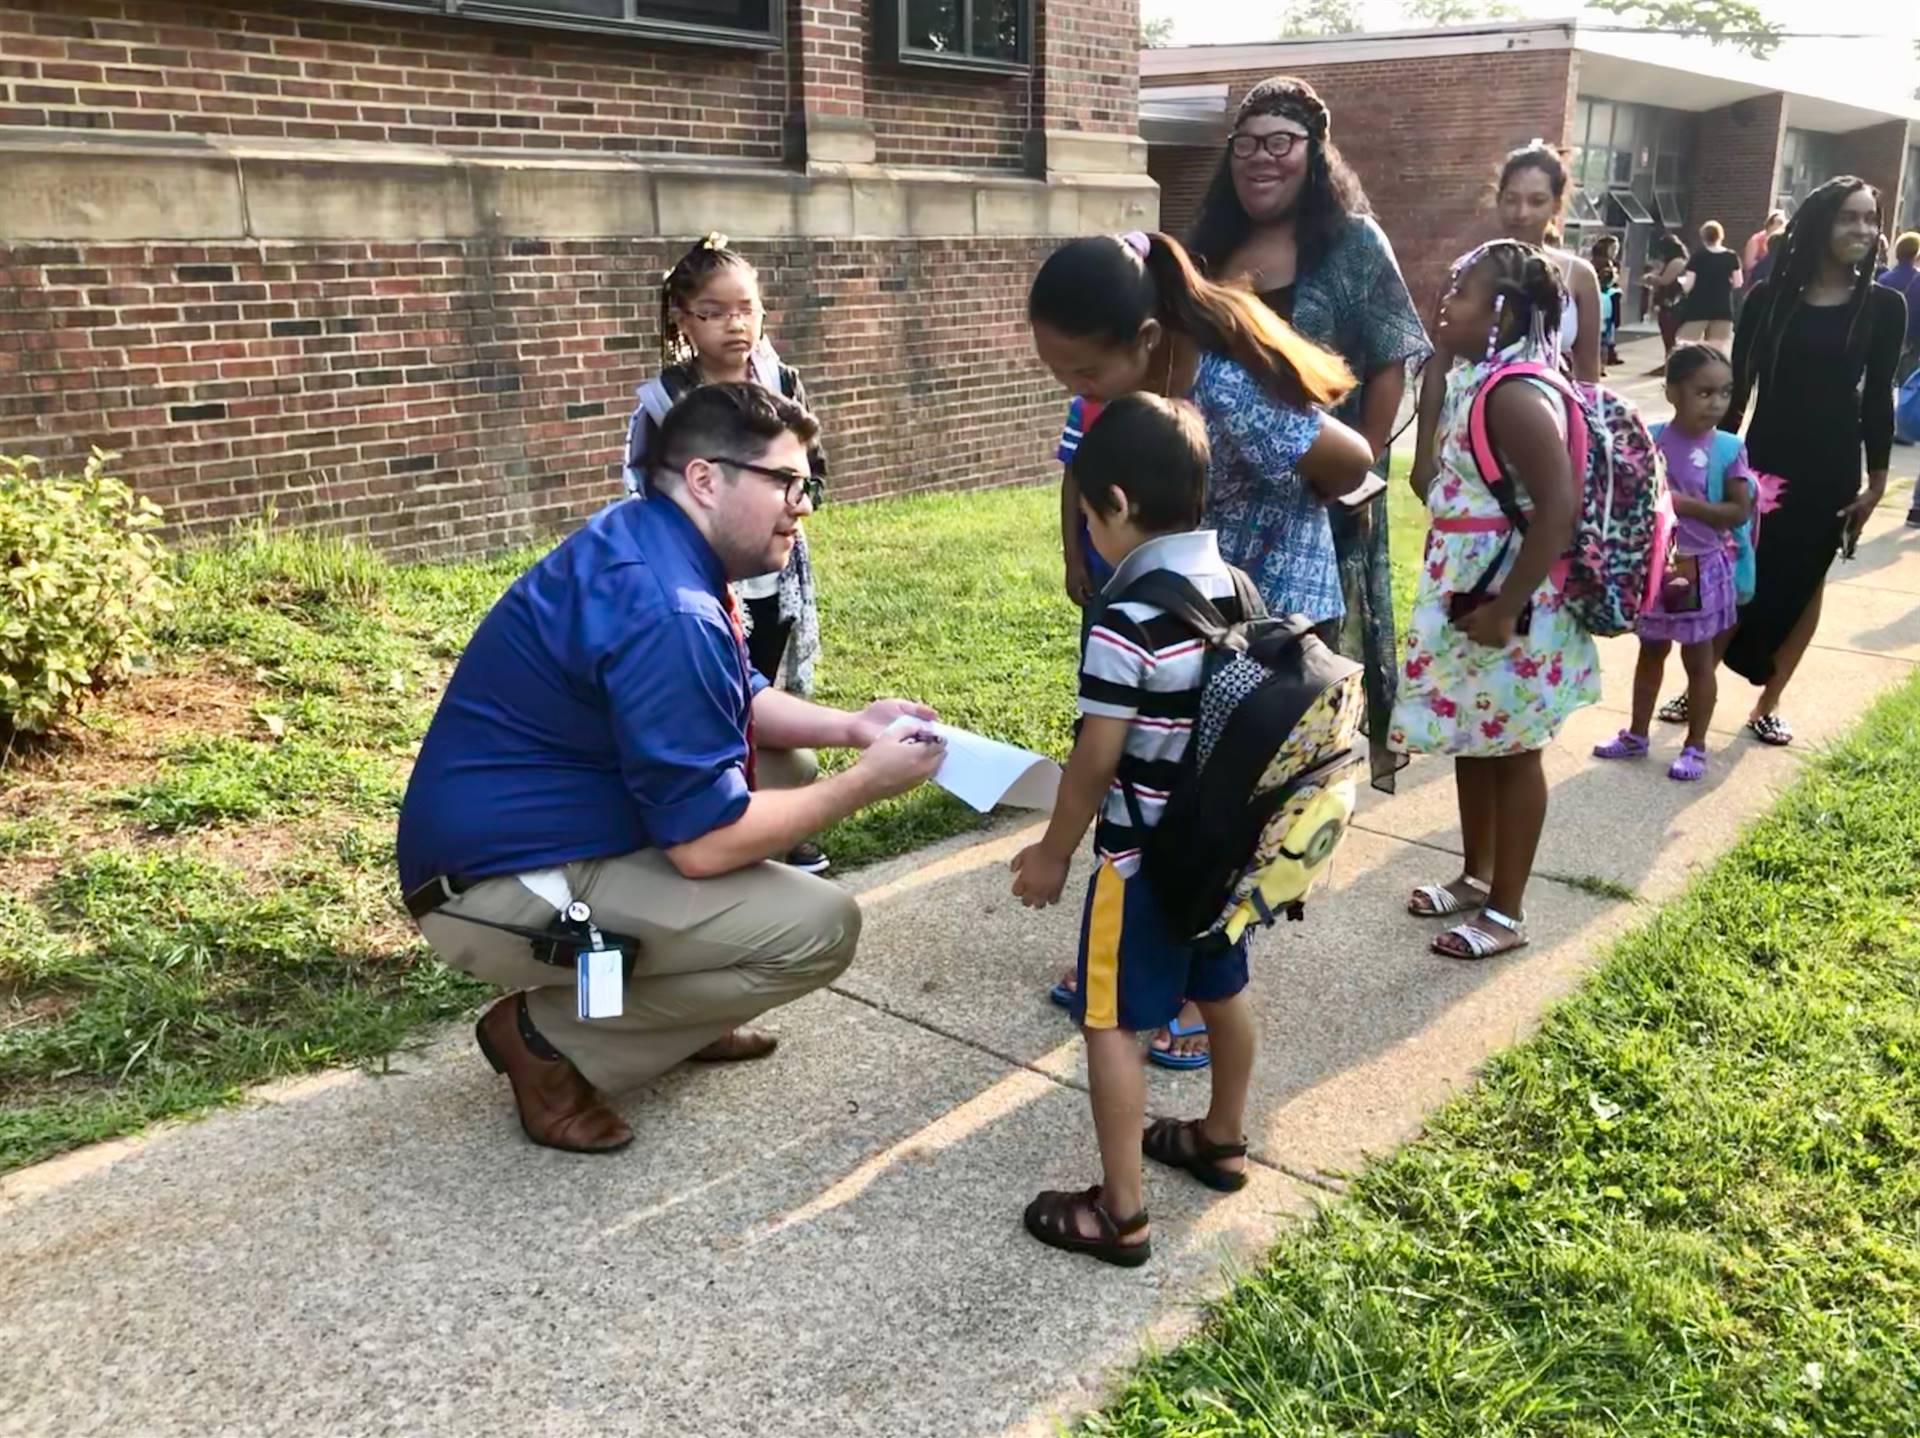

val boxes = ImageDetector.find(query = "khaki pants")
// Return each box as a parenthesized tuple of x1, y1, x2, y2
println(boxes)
(416, 748, 859, 1092)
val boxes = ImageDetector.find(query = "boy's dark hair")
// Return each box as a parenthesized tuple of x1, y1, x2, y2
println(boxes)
(1664, 341, 1730, 386)
(660, 232, 756, 366)
(1071, 393, 1209, 534)
(652, 382, 818, 488)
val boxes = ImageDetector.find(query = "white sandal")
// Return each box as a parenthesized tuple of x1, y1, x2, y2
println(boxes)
(1433, 906, 1528, 960)
(1407, 875, 1489, 918)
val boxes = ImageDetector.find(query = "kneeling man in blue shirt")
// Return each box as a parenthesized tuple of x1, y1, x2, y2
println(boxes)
(397, 383, 943, 1153)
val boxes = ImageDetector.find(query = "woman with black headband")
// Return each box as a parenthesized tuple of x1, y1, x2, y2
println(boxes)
(1187, 75, 1433, 802)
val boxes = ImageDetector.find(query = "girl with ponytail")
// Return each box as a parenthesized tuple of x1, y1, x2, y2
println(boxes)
(1028, 228, 1373, 1066)
(1391, 240, 1601, 962)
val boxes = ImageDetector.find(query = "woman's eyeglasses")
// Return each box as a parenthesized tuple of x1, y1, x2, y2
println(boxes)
(708, 456, 824, 510)
(1229, 130, 1307, 161)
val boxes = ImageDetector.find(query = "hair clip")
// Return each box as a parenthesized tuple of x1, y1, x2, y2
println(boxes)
(702, 231, 729, 250)
(1119, 231, 1150, 259)
(1486, 293, 1507, 361)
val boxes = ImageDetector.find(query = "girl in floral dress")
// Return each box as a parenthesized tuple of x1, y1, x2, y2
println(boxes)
(1391, 241, 1601, 960)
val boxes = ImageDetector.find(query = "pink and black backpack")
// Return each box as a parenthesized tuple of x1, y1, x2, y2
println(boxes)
(1463, 363, 1671, 637)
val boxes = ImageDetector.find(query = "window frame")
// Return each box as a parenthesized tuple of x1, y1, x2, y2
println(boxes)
(876, 0, 1034, 77)
(328, 0, 785, 52)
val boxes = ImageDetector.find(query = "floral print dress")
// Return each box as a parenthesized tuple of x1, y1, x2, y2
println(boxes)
(1388, 357, 1600, 758)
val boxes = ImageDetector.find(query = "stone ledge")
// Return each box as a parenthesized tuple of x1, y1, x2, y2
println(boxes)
(0, 131, 1156, 244)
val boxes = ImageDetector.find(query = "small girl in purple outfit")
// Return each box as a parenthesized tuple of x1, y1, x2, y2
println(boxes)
(1595, 344, 1753, 781)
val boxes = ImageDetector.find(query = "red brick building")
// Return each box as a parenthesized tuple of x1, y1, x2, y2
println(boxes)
(0, 1, 1149, 557)
(1145, 20, 1919, 322)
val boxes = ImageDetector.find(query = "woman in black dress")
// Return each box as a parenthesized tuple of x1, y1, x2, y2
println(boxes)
(1677, 178, 1904, 746)
(1676, 219, 1742, 345)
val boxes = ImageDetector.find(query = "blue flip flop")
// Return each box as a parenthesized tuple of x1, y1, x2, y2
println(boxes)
(1147, 1014, 1211, 1070)
(1048, 980, 1076, 1009)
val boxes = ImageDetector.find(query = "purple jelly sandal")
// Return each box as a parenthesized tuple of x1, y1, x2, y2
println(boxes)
(1593, 730, 1650, 760)
(1667, 745, 1708, 782)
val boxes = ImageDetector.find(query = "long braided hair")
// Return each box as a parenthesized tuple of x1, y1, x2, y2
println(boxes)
(1739, 176, 1882, 401)
(1185, 75, 1370, 278)
(659, 232, 757, 368)
(1450, 239, 1568, 367)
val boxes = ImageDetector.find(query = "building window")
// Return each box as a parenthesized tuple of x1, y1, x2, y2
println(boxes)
(328, 0, 782, 49)
(878, 0, 1032, 75)
(1775, 127, 1839, 216)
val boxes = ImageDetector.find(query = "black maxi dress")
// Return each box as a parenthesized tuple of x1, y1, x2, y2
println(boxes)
(1721, 282, 1905, 685)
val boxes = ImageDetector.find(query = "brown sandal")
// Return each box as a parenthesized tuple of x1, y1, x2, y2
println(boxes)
(1022, 1185, 1151, 1267)
(1143, 1117, 1250, 1193)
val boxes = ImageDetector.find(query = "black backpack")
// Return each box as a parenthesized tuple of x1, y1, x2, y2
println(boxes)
(1111, 568, 1367, 952)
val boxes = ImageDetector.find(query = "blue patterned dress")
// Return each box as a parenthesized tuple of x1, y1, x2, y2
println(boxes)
(1187, 350, 1341, 622)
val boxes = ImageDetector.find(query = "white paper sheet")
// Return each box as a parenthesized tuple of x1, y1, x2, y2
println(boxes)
(886, 717, 1061, 814)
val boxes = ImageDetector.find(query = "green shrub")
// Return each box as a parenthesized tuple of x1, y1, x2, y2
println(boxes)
(0, 449, 170, 737)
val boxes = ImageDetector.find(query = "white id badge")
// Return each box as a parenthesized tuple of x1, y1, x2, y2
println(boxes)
(577, 946, 624, 1020)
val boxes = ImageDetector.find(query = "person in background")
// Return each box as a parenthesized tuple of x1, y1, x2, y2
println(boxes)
(1589, 234, 1624, 371)
(1662, 178, 1903, 746)
(1185, 74, 1433, 808)
(1676, 221, 1742, 346)
(1645, 233, 1689, 356)
(1743, 209, 1786, 274)
(1749, 228, 1784, 290)
(1875, 230, 1920, 383)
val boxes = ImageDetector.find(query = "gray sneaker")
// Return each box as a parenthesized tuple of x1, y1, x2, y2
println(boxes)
(783, 842, 831, 875)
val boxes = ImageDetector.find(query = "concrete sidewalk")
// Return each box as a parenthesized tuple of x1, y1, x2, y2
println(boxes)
(5, 370, 1918, 1435)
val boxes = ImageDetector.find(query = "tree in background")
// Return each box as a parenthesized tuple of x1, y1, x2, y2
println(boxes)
(1400, 0, 1520, 23)
(1279, 0, 1363, 38)
(1141, 15, 1176, 47)
(1585, 0, 1785, 60)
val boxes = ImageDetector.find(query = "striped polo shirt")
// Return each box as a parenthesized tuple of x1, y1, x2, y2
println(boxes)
(1078, 529, 1241, 878)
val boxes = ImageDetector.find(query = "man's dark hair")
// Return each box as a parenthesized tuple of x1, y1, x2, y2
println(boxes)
(652, 382, 818, 488)
(1071, 393, 1208, 534)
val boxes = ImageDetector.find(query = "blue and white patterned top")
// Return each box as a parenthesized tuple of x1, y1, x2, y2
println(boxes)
(1187, 349, 1340, 623)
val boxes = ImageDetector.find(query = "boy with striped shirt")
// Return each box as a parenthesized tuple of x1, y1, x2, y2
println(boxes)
(1011, 394, 1257, 1267)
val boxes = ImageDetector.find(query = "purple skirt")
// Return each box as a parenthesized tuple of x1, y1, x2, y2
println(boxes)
(1637, 544, 1738, 645)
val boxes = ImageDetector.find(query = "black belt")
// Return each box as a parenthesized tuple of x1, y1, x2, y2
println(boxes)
(403, 874, 482, 922)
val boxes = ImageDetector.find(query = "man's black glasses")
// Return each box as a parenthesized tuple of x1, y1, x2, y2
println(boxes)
(1229, 130, 1307, 161)
(708, 455, 824, 510)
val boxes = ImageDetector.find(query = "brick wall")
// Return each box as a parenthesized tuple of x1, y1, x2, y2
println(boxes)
(0, 0, 789, 158)
(1830, 120, 1911, 233)
(0, 236, 1066, 560)
(1150, 48, 1578, 315)
(866, 56, 1030, 171)
(1149, 145, 1219, 240)
(1037, 0, 1138, 136)
(1685, 93, 1785, 251)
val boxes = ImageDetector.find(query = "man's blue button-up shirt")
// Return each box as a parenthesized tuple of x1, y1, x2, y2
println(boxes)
(396, 496, 767, 893)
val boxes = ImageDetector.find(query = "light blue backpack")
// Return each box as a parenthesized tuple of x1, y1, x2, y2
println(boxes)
(1651, 423, 1754, 605)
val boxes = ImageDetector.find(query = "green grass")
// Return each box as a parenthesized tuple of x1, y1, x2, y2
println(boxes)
(1081, 672, 1920, 1436)
(0, 479, 1431, 1172)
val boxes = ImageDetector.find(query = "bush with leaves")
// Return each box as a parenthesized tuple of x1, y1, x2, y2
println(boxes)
(0, 449, 170, 738)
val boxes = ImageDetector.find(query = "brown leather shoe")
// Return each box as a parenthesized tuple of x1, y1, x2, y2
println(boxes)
(474, 996, 633, 1154)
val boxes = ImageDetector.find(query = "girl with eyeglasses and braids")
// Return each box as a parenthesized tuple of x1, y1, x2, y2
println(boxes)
(1653, 178, 1904, 748)
(1392, 241, 1600, 962)
(623, 234, 832, 872)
